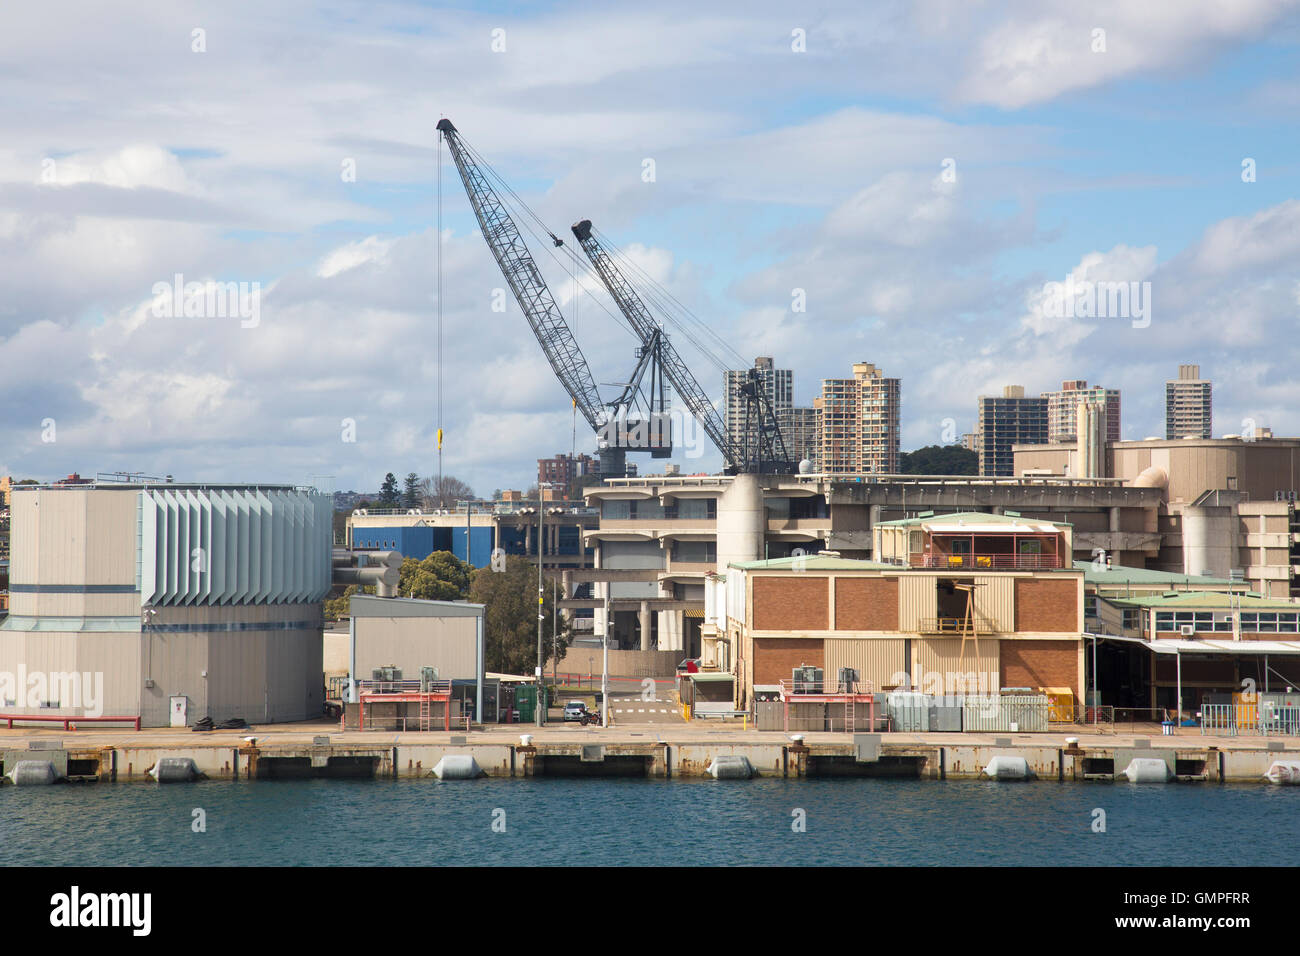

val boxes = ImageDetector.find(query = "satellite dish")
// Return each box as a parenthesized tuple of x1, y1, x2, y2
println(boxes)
(798, 459, 813, 474)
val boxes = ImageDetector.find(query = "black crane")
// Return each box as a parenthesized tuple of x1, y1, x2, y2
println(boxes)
(436, 119, 670, 477)
(571, 219, 795, 474)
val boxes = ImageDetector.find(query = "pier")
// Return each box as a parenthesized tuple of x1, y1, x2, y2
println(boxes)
(0, 721, 1292, 783)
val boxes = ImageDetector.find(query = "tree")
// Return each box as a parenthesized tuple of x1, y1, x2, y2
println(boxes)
(418, 474, 476, 510)
(397, 551, 472, 601)
(899, 445, 978, 476)
(324, 583, 374, 621)
(378, 473, 400, 508)
(402, 472, 420, 509)
(469, 555, 569, 674)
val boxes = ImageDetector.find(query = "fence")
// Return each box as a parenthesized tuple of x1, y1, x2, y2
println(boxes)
(1200, 702, 1300, 736)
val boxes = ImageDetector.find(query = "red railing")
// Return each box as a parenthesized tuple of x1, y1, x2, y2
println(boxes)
(0, 714, 141, 730)
(914, 553, 1062, 570)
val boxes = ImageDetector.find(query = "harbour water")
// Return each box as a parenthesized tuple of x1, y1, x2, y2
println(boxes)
(4, 778, 1298, 866)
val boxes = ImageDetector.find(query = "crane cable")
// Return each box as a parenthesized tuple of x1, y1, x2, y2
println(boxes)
(436, 125, 444, 494)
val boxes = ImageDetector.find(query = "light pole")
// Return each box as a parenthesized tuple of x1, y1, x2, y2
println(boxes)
(535, 484, 547, 726)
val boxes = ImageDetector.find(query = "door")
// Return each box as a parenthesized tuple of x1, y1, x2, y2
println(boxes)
(169, 696, 188, 728)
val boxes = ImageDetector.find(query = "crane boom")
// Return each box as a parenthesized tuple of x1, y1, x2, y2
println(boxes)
(571, 219, 794, 473)
(436, 119, 605, 431)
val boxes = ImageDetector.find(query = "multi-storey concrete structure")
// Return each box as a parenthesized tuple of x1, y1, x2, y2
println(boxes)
(1014, 434, 1300, 595)
(1166, 364, 1212, 439)
(814, 362, 901, 474)
(978, 386, 1048, 477)
(573, 472, 1159, 661)
(1, 480, 333, 726)
(724, 357, 792, 459)
(1044, 380, 1120, 444)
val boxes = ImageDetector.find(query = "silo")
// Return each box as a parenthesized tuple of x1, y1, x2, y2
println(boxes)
(716, 474, 766, 571)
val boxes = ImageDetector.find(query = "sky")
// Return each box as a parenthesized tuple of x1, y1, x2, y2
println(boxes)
(2, 0, 1299, 494)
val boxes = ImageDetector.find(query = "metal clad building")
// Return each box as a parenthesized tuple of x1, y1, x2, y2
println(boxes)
(1, 482, 332, 727)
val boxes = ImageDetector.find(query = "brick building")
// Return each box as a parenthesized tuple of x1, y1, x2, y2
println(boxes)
(709, 513, 1085, 709)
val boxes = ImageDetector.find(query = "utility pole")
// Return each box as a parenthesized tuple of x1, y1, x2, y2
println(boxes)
(536, 485, 545, 726)
(602, 588, 610, 728)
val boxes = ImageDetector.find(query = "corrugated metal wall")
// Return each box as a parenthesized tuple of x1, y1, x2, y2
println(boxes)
(356, 616, 479, 680)
(916, 637, 1000, 695)
(824, 638, 907, 691)
(898, 575, 936, 630)
(972, 574, 1015, 631)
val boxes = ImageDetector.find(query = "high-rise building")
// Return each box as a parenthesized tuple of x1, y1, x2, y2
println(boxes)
(814, 362, 901, 474)
(1166, 364, 1212, 439)
(724, 357, 793, 461)
(1044, 380, 1121, 443)
(538, 453, 595, 496)
(783, 406, 820, 470)
(978, 385, 1048, 476)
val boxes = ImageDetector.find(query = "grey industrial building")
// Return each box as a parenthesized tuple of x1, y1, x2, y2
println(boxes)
(0, 481, 333, 727)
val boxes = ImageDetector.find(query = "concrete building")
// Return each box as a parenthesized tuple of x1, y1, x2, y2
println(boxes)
(1093, 590, 1300, 713)
(1, 481, 333, 727)
(814, 362, 901, 474)
(783, 405, 820, 470)
(724, 357, 792, 460)
(346, 497, 597, 569)
(710, 513, 1086, 710)
(1166, 364, 1212, 439)
(977, 386, 1048, 476)
(574, 471, 1157, 661)
(1044, 380, 1120, 444)
(1013, 435, 1300, 595)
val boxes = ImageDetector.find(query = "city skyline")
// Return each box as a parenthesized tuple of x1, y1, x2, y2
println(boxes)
(1, 3, 1297, 494)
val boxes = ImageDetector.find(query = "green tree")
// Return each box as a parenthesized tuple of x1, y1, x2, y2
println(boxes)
(397, 551, 472, 601)
(402, 472, 420, 509)
(378, 472, 400, 508)
(899, 444, 978, 476)
(469, 555, 569, 673)
(324, 583, 375, 621)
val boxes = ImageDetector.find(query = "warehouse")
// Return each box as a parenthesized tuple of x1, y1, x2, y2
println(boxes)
(0, 480, 333, 727)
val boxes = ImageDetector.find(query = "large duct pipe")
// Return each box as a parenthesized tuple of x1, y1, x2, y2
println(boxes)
(333, 564, 400, 597)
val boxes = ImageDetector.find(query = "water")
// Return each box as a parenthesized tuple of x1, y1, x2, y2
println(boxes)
(3, 778, 1297, 866)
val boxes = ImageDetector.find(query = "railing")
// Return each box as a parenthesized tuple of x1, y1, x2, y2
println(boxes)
(778, 678, 875, 697)
(1200, 702, 1300, 736)
(358, 679, 452, 696)
(917, 617, 998, 635)
(914, 553, 1062, 570)
(0, 714, 141, 730)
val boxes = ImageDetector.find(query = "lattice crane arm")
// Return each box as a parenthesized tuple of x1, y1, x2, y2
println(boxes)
(436, 119, 605, 431)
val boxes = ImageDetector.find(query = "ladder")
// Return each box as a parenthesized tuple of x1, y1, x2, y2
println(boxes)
(844, 695, 855, 733)
(418, 694, 431, 732)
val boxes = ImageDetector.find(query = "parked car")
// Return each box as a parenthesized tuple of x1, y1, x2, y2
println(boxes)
(676, 658, 700, 674)
(563, 701, 590, 722)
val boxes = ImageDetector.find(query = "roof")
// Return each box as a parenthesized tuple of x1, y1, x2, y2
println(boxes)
(1096, 634, 1300, 655)
(687, 672, 735, 683)
(875, 511, 1071, 532)
(1103, 591, 1300, 610)
(1076, 561, 1238, 587)
(729, 555, 898, 571)
(350, 594, 485, 618)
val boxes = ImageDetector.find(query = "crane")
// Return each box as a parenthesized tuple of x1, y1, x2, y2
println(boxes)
(436, 119, 669, 477)
(570, 219, 795, 474)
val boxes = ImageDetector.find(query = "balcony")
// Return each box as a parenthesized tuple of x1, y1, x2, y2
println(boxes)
(918, 616, 999, 635)
(911, 552, 1063, 570)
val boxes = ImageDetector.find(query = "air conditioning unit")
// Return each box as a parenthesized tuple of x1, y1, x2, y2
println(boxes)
(1179, 624, 1196, 637)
